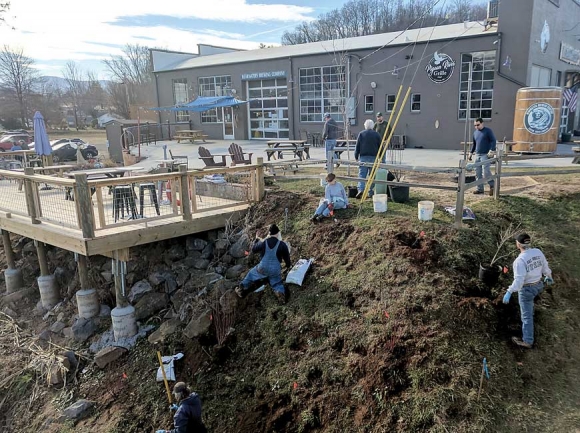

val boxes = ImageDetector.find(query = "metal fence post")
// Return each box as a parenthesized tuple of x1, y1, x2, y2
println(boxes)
(494, 143, 504, 200)
(455, 160, 467, 228)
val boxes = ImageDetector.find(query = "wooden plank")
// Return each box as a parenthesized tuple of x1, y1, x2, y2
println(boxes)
(98, 248, 130, 262)
(95, 187, 107, 229)
(0, 213, 87, 254)
(23, 168, 40, 224)
(256, 157, 265, 200)
(74, 173, 95, 239)
(190, 177, 198, 213)
(171, 180, 178, 215)
(179, 165, 192, 221)
(86, 204, 250, 256)
(455, 160, 466, 229)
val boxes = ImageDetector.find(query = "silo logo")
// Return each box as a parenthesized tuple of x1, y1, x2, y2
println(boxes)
(425, 52, 456, 83)
(524, 103, 554, 135)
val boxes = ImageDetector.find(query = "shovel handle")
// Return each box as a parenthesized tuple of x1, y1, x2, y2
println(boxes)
(157, 351, 173, 406)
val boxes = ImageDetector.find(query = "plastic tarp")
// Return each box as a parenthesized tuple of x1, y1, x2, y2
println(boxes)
(150, 96, 249, 112)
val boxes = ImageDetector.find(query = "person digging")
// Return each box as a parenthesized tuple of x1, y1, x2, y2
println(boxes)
(502, 233, 553, 349)
(156, 382, 207, 433)
(235, 223, 291, 304)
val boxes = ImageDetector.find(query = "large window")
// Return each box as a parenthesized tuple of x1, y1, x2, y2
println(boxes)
(530, 65, 552, 87)
(410, 94, 421, 112)
(364, 95, 374, 113)
(386, 94, 396, 112)
(299, 66, 345, 122)
(198, 75, 232, 123)
(458, 51, 496, 120)
(172, 79, 189, 122)
(248, 78, 289, 139)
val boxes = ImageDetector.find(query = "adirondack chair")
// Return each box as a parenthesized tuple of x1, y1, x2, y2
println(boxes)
(198, 146, 227, 167)
(228, 142, 253, 165)
(169, 149, 188, 168)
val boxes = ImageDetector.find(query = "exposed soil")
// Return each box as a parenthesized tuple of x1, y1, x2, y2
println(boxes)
(1, 173, 580, 432)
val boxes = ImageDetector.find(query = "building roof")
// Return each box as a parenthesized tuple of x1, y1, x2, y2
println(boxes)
(157, 21, 497, 73)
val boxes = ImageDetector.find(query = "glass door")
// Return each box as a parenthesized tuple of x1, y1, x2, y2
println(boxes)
(222, 106, 235, 139)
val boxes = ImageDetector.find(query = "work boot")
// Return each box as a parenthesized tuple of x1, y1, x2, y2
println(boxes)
(315, 214, 324, 222)
(235, 286, 245, 298)
(489, 187, 494, 196)
(511, 337, 533, 349)
(310, 214, 319, 222)
(274, 291, 286, 304)
(473, 190, 484, 195)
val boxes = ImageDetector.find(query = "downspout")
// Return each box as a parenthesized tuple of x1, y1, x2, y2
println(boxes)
(154, 73, 163, 137)
(288, 56, 295, 139)
(496, 32, 527, 87)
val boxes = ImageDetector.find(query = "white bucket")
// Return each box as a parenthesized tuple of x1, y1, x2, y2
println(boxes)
(418, 201, 434, 221)
(319, 173, 328, 187)
(372, 194, 388, 213)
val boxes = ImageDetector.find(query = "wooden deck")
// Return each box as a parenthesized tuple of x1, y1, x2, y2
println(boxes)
(0, 162, 264, 259)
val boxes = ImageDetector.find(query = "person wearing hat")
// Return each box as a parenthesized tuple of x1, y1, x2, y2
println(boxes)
(373, 112, 392, 146)
(322, 112, 339, 161)
(235, 223, 291, 303)
(354, 119, 384, 199)
(156, 382, 207, 433)
(502, 233, 553, 348)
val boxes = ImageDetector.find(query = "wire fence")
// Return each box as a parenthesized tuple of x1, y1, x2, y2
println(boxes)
(35, 180, 81, 229)
(0, 173, 29, 218)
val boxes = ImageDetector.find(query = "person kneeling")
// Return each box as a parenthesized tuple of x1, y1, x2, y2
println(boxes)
(311, 173, 350, 222)
(235, 224, 291, 303)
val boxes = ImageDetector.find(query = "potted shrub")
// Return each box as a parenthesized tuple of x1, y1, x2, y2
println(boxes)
(479, 223, 522, 286)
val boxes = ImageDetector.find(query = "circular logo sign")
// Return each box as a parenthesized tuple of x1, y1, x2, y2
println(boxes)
(425, 51, 456, 84)
(524, 102, 554, 135)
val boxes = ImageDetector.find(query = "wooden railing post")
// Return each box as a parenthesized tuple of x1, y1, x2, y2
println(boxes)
(455, 160, 467, 229)
(494, 143, 503, 200)
(23, 167, 41, 224)
(74, 173, 95, 238)
(256, 157, 265, 201)
(1, 230, 16, 269)
(179, 165, 192, 221)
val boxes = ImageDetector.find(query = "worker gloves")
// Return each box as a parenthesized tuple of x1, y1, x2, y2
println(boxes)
(544, 276, 554, 286)
(502, 291, 512, 304)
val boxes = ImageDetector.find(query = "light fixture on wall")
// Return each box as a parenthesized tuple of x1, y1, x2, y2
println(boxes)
(370, 81, 377, 89)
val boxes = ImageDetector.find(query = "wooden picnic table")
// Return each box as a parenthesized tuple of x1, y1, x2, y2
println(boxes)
(34, 164, 77, 177)
(265, 140, 310, 161)
(174, 130, 208, 143)
(63, 167, 144, 179)
(0, 149, 37, 166)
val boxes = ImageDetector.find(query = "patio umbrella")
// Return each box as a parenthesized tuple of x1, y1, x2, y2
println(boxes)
(33, 111, 52, 156)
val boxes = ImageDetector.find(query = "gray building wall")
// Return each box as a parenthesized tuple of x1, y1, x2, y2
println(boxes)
(154, 2, 580, 149)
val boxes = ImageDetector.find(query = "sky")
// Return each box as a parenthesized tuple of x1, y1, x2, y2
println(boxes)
(0, 0, 347, 79)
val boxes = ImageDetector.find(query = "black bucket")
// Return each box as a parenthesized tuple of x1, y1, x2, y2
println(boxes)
(348, 186, 358, 198)
(479, 263, 502, 286)
(388, 185, 410, 203)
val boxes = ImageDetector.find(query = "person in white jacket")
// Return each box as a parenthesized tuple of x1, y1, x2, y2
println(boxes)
(502, 233, 553, 348)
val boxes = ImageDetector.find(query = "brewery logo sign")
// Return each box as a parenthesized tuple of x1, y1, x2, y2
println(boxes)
(425, 51, 456, 83)
(524, 102, 554, 135)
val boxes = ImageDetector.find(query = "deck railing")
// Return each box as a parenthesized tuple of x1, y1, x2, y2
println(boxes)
(0, 159, 265, 239)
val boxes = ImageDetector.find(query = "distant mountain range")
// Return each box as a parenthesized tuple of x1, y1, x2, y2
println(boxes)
(40, 76, 112, 91)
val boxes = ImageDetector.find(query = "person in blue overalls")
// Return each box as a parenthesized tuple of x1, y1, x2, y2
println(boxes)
(235, 224, 291, 303)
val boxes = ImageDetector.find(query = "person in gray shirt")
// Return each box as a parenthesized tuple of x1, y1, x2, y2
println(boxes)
(322, 112, 339, 160)
(311, 173, 350, 222)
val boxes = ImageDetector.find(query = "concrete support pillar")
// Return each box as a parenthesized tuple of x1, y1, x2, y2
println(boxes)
(1, 230, 23, 293)
(111, 251, 136, 340)
(75, 255, 99, 319)
(35, 241, 59, 309)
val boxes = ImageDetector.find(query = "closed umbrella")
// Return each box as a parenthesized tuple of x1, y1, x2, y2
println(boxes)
(33, 111, 53, 166)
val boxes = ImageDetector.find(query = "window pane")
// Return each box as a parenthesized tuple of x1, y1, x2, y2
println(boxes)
(458, 51, 495, 120)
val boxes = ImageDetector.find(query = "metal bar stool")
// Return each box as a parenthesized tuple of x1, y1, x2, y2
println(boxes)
(113, 185, 138, 222)
(139, 182, 160, 217)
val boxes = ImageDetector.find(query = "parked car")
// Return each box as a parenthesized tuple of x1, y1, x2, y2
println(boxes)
(50, 140, 99, 162)
(51, 138, 87, 146)
(0, 134, 32, 151)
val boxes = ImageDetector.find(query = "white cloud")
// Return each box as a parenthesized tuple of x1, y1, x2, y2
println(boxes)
(0, 0, 313, 77)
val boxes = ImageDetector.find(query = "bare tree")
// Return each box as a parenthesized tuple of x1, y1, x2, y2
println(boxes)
(103, 44, 154, 111)
(0, 2, 10, 27)
(0, 46, 39, 127)
(105, 81, 130, 119)
(62, 61, 88, 130)
(30, 79, 65, 128)
(83, 70, 106, 119)
(282, 0, 487, 45)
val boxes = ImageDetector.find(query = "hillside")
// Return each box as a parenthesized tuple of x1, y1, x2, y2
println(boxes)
(1, 171, 580, 432)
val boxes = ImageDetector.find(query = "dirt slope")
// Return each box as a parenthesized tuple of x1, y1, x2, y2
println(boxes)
(2, 172, 580, 433)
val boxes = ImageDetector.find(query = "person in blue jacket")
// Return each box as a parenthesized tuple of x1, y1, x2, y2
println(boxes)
(156, 382, 207, 433)
(469, 117, 496, 196)
(235, 223, 291, 303)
